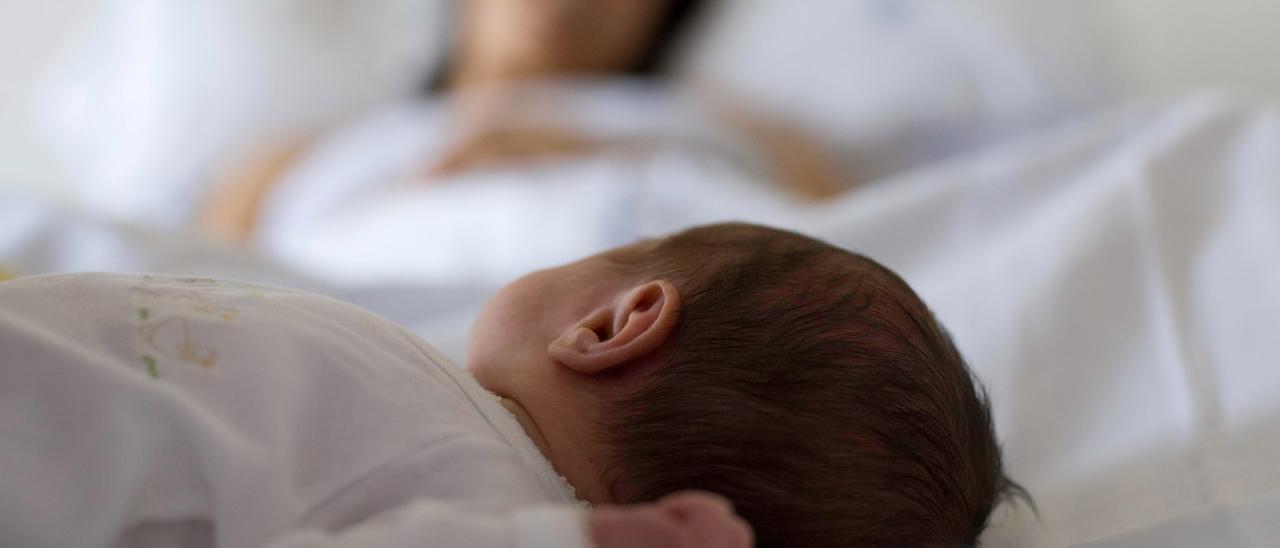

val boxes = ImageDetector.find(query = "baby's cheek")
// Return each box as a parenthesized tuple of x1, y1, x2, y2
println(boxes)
(466, 298, 531, 377)
(465, 301, 508, 370)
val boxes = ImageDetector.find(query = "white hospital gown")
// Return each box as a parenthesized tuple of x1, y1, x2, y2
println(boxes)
(0, 273, 586, 548)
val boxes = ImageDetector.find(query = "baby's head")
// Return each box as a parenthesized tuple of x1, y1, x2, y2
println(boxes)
(468, 223, 1021, 547)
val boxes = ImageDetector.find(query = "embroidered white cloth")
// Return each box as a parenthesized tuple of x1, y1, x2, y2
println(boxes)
(0, 273, 585, 548)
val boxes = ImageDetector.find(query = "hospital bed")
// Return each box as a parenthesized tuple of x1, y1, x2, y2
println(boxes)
(10, 1, 1280, 546)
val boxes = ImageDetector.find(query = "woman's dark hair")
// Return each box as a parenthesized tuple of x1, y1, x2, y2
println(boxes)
(422, 0, 713, 92)
(626, 0, 713, 76)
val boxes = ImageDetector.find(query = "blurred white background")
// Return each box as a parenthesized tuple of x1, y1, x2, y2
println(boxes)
(0, 0, 101, 196)
(2, 0, 1279, 198)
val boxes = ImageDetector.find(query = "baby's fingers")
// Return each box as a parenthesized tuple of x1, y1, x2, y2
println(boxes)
(657, 491, 753, 548)
(587, 491, 753, 548)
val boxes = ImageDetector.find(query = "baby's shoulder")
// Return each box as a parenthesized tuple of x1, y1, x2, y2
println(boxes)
(0, 273, 463, 389)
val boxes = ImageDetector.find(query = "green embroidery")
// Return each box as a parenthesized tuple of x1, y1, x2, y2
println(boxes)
(133, 276, 240, 377)
(141, 355, 159, 379)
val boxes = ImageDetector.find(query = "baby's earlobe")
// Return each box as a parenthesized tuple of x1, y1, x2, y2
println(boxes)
(548, 314, 614, 373)
(549, 281, 680, 375)
(562, 326, 601, 354)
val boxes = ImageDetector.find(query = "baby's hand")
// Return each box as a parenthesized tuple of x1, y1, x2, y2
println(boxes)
(587, 491, 753, 548)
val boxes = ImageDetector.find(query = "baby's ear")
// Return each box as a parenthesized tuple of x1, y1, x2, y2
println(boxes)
(548, 280, 680, 374)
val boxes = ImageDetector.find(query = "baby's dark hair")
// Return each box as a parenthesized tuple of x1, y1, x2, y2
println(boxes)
(600, 223, 1026, 547)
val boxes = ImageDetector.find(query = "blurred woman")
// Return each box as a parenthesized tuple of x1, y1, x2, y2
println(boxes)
(201, 0, 849, 242)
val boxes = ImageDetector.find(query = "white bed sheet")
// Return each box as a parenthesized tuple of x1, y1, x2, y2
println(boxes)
(249, 93, 1280, 546)
(805, 94, 1280, 547)
(3, 93, 1278, 547)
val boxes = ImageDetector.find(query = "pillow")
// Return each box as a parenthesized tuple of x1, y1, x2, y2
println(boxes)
(680, 0, 1119, 179)
(38, 0, 445, 226)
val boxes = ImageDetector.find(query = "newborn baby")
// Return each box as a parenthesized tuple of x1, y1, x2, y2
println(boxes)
(0, 223, 1018, 547)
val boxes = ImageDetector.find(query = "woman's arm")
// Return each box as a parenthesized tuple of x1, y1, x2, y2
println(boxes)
(714, 103, 851, 201)
(199, 139, 312, 243)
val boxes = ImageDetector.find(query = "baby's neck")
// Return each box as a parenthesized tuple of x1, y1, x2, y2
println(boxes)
(497, 397, 551, 459)
(496, 395, 605, 504)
